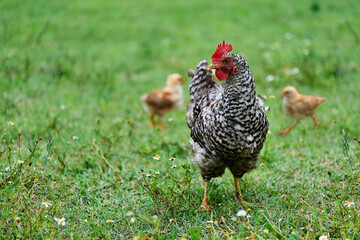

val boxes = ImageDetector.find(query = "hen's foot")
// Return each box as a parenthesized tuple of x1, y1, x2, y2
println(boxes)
(235, 193, 250, 205)
(200, 203, 214, 211)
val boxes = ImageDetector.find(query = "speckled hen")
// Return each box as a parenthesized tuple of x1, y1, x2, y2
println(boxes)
(186, 41, 269, 209)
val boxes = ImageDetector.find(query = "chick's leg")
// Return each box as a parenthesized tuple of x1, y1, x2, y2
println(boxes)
(234, 177, 249, 205)
(278, 120, 298, 135)
(150, 114, 156, 128)
(312, 115, 320, 126)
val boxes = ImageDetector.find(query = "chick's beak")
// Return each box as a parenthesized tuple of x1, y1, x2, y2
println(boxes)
(180, 78, 185, 84)
(208, 63, 219, 71)
(280, 91, 285, 97)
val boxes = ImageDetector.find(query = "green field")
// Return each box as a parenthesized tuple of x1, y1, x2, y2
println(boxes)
(1, 0, 360, 239)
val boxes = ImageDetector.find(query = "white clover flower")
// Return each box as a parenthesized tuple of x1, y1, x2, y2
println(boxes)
(5, 167, 10, 172)
(171, 165, 177, 168)
(169, 157, 176, 161)
(319, 235, 328, 240)
(130, 217, 135, 224)
(284, 32, 293, 39)
(126, 212, 134, 216)
(344, 201, 354, 208)
(265, 75, 275, 82)
(8, 121, 14, 126)
(263, 52, 272, 61)
(84, 219, 88, 222)
(264, 229, 269, 234)
(72, 136, 79, 140)
(155, 171, 160, 174)
(15, 217, 20, 221)
(269, 95, 275, 99)
(264, 106, 270, 112)
(60, 104, 66, 110)
(18, 160, 24, 164)
(106, 219, 114, 223)
(54, 217, 66, 226)
(42, 201, 52, 208)
(270, 42, 280, 50)
(290, 67, 299, 75)
(236, 210, 247, 217)
(146, 174, 152, 177)
(153, 155, 160, 160)
(258, 42, 266, 48)
(267, 130, 271, 134)
(284, 67, 300, 75)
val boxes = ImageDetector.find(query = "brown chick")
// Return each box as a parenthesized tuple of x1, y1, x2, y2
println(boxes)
(278, 86, 326, 135)
(141, 73, 185, 130)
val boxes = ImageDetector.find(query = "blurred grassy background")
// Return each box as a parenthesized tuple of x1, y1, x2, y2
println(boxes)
(1, 0, 360, 239)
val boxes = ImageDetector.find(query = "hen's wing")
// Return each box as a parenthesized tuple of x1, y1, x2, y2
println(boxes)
(186, 60, 222, 128)
(142, 89, 177, 110)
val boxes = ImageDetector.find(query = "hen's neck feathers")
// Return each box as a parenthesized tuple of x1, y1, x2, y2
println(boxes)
(222, 59, 257, 110)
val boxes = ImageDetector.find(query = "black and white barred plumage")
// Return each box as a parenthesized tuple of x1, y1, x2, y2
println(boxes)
(187, 54, 269, 181)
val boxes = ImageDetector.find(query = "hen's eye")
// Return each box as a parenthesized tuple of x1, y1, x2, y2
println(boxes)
(224, 58, 231, 63)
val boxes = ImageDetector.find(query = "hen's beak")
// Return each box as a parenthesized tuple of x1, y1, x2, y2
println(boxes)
(208, 64, 219, 71)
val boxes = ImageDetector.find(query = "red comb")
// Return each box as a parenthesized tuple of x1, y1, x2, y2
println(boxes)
(211, 41, 232, 63)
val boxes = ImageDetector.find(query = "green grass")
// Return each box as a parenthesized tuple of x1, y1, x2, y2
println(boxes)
(1, 0, 360, 239)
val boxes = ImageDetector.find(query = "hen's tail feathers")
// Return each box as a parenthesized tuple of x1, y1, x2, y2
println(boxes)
(188, 59, 220, 104)
(187, 59, 220, 129)
(196, 59, 208, 70)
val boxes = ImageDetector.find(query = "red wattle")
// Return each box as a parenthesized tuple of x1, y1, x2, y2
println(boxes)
(215, 69, 229, 81)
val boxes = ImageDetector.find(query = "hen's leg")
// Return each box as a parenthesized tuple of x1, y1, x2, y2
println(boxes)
(312, 115, 320, 126)
(278, 120, 298, 135)
(234, 177, 249, 205)
(150, 114, 156, 128)
(200, 181, 213, 210)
